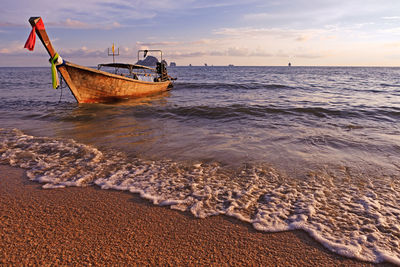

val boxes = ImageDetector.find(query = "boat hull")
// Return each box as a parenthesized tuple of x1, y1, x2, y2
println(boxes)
(60, 62, 172, 103)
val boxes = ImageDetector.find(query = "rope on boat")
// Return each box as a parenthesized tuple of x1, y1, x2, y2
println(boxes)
(57, 73, 67, 104)
(58, 83, 63, 103)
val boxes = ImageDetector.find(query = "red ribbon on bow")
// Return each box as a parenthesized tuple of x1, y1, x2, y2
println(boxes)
(24, 18, 45, 51)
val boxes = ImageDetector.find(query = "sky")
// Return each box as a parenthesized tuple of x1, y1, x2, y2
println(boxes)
(1, 0, 400, 66)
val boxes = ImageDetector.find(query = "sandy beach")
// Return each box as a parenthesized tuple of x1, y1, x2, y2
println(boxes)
(0, 164, 393, 266)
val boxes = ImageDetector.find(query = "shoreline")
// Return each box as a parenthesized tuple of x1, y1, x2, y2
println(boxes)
(0, 164, 393, 266)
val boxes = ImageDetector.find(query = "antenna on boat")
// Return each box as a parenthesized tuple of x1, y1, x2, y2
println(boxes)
(108, 43, 120, 63)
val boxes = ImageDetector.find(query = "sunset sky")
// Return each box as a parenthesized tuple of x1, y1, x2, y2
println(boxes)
(1, 0, 400, 66)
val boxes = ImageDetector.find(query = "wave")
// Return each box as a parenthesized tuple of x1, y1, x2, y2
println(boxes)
(1, 128, 399, 264)
(150, 104, 400, 122)
(380, 83, 400, 88)
(1, 98, 398, 126)
(174, 82, 296, 91)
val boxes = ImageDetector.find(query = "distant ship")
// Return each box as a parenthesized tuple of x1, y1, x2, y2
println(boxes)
(288, 62, 292, 67)
(189, 64, 192, 67)
(170, 62, 176, 67)
(204, 63, 208, 67)
(228, 64, 234, 67)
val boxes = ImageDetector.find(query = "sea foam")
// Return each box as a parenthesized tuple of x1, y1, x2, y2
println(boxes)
(1, 128, 399, 264)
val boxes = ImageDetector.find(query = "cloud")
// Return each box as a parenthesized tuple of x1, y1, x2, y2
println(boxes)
(64, 18, 90, 28)
(1, 0, 264, 32)
(241, 1, 400, 37)
(189, 39, 215, 45)
(384, 42, 400, 48)
(58, 47, 107, 58)
(185, 0, 259, 10)
(45, 18, 122, 29)
(0, 41, 49, 58)
(57, 45, 145, 60)
(0, 0, 157, 30)
(0, 0, 208, 28)
(293, 52, 326, 59)
(0, 17, 123, 31)
(110, 22, 121, 28)
(226, 47, 249, 57)
(213, 27, 326, 42)
(274, 49, 328, 59)
(0, 43, 105, 59)
(295, 34, 312, 42)
(136, 41, 181, 47)
(381, 27, 400, 35)
(242, 12, 281, 21)
(167, 51, 207, 58)
(0, 22, 26, 28)
(166, 47, 274, 58)
(0, 48, 13, 54)
(382, 16, 400, 20)
(0, 42, 27, 55)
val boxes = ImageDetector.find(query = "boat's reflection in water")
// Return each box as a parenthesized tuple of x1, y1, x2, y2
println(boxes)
(104, 91, 170, 106)
(89, 91, 171, 107)
(55, 91, 172, 159)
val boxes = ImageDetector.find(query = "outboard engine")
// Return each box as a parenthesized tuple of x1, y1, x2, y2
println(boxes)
(156, 61, 168, 81)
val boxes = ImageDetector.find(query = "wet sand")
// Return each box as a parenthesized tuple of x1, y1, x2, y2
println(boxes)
(0, 165, 393, 266)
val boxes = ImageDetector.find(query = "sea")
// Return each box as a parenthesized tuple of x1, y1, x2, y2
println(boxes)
(0, 66, 399, 264)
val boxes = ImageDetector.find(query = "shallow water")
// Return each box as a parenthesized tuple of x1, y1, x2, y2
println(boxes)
(0, 66, 399, 263)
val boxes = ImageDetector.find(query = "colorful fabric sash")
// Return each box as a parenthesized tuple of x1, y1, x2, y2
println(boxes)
(24, 18, 45, 51)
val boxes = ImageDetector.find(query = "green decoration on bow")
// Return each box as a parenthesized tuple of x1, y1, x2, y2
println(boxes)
(50, 53, 60, 89)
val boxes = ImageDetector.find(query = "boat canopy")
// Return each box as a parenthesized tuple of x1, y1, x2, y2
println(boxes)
(97, 63, 156, 71)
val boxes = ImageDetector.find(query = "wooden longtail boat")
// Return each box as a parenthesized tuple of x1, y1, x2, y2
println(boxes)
(26, 17, 174, 103)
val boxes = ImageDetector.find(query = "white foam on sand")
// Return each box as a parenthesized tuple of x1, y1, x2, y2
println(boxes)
(1, 128, 400, 265)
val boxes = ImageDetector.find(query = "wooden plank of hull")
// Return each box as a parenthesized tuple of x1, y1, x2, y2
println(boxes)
(62, 62, 171, 103)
